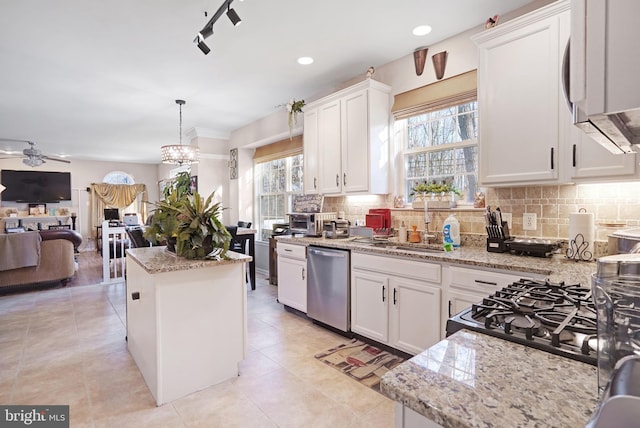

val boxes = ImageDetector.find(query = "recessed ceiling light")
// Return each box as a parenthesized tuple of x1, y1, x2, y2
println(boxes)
(413, 25, 432, 36)
(297, 56, 314, 65)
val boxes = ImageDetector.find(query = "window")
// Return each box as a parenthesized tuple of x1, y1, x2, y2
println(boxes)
(255, 154, 303, 240)
(103, 171, 135, 184)
(398, 100, 478, 203)
(102, 171, 137, 215)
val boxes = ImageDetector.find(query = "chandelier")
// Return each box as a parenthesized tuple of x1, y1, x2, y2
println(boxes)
(161, 99, 199, 165)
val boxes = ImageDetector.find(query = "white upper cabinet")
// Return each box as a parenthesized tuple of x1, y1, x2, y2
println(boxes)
(303, 79, 391, 195)
(303, 108, 320, 194)
(474, 0, 636, 185)
(340, 89, 369, 193)
(565, 125, 636, 180)
(473, 2, 567, 185)
(318, 99, 342, 194)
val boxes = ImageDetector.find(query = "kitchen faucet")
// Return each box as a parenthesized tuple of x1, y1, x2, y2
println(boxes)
(423, 200, 431, 243)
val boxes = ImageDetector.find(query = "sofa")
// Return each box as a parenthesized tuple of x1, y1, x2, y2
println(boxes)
(0, 229, 83, 289)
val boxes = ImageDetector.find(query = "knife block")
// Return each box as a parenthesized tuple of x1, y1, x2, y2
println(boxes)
(486, 237, 511, 253)
(486, 221, 512, 253)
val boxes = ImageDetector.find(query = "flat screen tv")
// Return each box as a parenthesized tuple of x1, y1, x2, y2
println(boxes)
(0, 169, 72, 202)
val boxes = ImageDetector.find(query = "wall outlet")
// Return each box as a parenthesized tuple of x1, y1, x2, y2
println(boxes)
(523, 213, 537, 231)
(502, 212, 512, 229)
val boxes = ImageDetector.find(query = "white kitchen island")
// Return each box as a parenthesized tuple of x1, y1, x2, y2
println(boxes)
(125, 246, 252, 406)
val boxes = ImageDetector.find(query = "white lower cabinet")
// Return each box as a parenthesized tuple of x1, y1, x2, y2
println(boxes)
(351, 269, 389, 343)
(276, 242, 307, 312)
(390, 276, 441, 355)
(351, 252, 442, 355)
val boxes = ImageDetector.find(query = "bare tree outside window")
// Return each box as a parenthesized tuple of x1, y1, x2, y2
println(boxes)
(256, 154, 304, 240)
(402, 101, 478, 203)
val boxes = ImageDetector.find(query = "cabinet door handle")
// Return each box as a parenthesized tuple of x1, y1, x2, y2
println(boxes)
(448, 300, 452, 318)
(474, 279, 497, 286)
(393, 287, 397, 305)
(343, 173, 347, 186)
(550, 147, 555, 170)
(302, 268, 305, 280)
(314, 177, 317, 189)
(336, 174, 339, 187)
(572, 144, 577, 167)
(382, 285, 386, 302)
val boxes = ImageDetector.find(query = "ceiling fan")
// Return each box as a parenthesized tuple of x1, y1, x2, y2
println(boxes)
(0, 139, 71, 167)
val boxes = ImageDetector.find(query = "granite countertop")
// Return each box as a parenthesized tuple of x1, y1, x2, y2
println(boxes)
(126, 246, 252, 274)
(277, 236, 597, 286)
(380, 330, 599, 428)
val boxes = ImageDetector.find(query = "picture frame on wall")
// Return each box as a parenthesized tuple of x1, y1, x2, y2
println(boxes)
(158, 179, 171, 199)
(28, 203, 46, 215)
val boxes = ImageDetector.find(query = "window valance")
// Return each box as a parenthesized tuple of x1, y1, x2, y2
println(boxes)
(391, 69, 477, 119)
(253, 135, 303, 164)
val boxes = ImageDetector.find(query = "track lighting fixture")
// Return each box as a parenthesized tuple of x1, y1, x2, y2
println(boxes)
(194, 0, 242, 55)
(226, 6, 241, 26)
(196, 34, 211, 55)
(199, 24, 214, 40)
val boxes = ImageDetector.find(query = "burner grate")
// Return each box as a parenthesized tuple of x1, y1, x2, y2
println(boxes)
(449, 278, 598, 365)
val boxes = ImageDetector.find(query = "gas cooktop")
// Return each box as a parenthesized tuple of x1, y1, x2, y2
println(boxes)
(446, 278, 597, 365)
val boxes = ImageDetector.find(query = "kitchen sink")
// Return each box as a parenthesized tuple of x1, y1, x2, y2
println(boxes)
(351, 239, 444, 253)
(386, 245, 445, 253)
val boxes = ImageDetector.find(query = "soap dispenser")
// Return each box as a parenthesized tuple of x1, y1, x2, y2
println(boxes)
(399, 221, 407, 243)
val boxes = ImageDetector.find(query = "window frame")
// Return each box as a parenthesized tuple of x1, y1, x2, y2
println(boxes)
(397, 100, 479, 205)
(254, 153, 304, 241)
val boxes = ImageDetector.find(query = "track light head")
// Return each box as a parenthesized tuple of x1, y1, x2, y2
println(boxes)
(226, 7, 241, 26)
(195, 34, 211, 55)
(199, 24, 214, 40)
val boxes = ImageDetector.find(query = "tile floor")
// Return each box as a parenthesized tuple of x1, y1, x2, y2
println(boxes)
(0, 274, 395, 427)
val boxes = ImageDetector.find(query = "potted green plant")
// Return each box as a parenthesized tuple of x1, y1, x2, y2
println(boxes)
(144, 172, 192, 250)
(144, 173, 231, 259)
(174, 192, 231, 259)
(410, 180, 461, 208)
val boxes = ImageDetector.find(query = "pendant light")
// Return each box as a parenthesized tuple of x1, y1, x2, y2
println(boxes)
(161, 99, 199, 165)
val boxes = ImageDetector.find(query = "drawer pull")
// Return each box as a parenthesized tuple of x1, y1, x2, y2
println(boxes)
(284, 248, 293, 252)
(475, 279, 497, 286)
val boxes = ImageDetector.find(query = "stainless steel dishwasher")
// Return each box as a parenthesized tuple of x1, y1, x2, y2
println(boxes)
(306, 246, 350, 332)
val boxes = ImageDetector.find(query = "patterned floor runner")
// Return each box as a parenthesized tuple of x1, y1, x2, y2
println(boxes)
(314, 339, 406, 393)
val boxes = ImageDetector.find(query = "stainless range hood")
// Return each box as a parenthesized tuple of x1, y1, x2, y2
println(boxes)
(568, 0, 640, 155)
(573, 108, 640, 155)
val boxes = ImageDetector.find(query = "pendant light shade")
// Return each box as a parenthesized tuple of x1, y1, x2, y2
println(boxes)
(161, 100, 199, 165)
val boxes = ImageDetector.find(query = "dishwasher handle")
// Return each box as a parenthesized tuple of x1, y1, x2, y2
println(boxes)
(308, 248, 347, 258)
